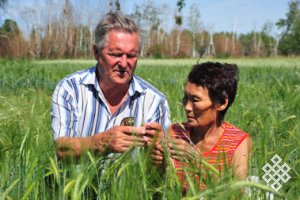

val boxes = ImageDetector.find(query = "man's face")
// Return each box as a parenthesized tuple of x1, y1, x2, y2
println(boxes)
(95, 30, 139, 89)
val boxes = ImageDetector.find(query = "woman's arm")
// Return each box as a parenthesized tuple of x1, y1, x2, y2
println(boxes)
(231, 136, 253, 180)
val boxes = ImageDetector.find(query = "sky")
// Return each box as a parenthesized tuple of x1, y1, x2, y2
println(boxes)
(123, 0, 291, 35)
(0, 0, 292, 36)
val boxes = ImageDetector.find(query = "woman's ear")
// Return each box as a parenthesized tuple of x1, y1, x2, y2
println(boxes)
(217, 97, 228, 111)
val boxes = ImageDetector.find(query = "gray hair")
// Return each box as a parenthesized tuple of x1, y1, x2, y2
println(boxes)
(94, 12, 140, 50)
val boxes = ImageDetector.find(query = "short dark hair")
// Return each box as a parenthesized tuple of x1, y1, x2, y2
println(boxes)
(94, 12, 140, 50)
(187, 62, 239, 125)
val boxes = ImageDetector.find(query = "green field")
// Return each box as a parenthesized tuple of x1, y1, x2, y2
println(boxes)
(0, 58, 299, 199)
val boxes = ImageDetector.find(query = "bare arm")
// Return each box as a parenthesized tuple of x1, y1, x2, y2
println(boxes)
(231, 136, 253, 180)
(55, 126, 148, 159)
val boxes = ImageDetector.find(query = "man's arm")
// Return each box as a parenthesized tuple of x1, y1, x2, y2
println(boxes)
(55, 126, 148, 159)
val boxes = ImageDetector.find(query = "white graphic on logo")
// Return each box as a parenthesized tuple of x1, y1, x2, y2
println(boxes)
(262, 154, 291, 192)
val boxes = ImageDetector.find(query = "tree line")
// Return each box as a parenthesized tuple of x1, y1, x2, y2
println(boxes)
(0, 0, 300, 59)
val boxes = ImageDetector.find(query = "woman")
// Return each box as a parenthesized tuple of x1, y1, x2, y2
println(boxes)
(152, 62, 252, 190)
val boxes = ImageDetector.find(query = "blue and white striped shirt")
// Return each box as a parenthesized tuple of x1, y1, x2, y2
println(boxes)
(51, 66, 171, 140)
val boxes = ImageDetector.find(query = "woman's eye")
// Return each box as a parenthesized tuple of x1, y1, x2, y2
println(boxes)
(192, 98, 201, 103)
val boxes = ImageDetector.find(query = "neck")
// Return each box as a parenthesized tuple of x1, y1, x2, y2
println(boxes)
(99, 80, 130, 115)
(190, 122, 223, 145)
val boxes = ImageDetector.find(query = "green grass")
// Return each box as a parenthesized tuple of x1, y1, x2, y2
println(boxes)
(0, 58, 299, 199)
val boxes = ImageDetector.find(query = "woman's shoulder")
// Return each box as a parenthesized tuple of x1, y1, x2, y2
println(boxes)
(223, 122, 250, 138)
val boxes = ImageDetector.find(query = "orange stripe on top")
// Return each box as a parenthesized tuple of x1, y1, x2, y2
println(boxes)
(202, 122, 249, 168)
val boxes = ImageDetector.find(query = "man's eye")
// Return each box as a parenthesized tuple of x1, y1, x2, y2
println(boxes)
(127, 53, 137, 59)
(109, 53, 122, 57)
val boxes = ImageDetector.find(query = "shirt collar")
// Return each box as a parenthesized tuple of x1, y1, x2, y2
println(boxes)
(129, 75, 146, 96)
(80, 66, 145, 96)
(80, 66, 101, 92)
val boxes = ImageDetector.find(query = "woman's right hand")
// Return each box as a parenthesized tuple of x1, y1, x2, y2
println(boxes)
(150, 142, 165, 166)
(168, 138, 200, 161)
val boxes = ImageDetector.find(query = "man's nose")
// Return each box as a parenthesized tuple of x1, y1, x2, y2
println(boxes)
(119, 55, 128, 68)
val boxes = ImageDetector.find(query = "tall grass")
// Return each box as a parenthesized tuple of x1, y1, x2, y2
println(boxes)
(0, 58, 299, 199)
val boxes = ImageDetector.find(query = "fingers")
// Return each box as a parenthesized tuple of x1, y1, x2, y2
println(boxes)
(103, 126, 149, 153)
(145, 122, 162, 131)
(151, 146, 164, 165)
(122, 126, 146, 135)
(168, 139, 194, 159)
(145, 122, 164, 147)
(145, 122, 163, 137)
(109, 138, 146, 152)
(119, 125, 149, 143)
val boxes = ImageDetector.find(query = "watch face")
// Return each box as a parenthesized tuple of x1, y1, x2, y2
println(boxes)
(121, 117, 134, 126)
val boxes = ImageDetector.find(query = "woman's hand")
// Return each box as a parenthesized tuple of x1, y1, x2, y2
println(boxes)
(145, 122, 166, 166)
(150, 143, 165, 166)
(168, 138, 200, 162)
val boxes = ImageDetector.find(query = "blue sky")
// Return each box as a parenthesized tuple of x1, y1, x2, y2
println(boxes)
(0, 0, 292, 35)
(123, 0, 291, 35)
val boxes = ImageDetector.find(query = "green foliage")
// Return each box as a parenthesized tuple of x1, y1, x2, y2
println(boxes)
(0, 58, 299, 199)
(277, 0, 300, 55)
(0, 19, 20, 35)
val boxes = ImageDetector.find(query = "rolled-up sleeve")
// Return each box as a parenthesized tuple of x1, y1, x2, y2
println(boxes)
(51, 81, 78, 140)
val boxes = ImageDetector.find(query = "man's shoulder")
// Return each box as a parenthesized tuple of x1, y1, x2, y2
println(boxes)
(65, 66, 95, 81)
(59, 66, 96, 85)
(133, 75, 167, 100)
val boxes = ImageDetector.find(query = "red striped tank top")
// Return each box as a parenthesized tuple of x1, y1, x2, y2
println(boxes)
(170, 122, 249, 190)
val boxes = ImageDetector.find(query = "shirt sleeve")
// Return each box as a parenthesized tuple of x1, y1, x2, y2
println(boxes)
(151, 99, 171, 132)
(51, 80, 79, 140)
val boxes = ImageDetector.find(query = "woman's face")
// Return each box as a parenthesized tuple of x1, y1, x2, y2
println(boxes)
(182, 82, 220, 129)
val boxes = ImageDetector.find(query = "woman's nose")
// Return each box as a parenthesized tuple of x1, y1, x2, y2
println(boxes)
(183, 100, 192, 111)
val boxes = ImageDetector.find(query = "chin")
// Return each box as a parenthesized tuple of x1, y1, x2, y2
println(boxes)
(185, 120, 195, 126)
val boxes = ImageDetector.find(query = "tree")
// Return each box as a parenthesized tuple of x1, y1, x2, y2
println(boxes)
(174, 0, 185, 56)
(0, 19, 26, 57)
(0, 19, 19, 34)
(109, 0, 121, 12)
(276, 0, 300, 55)
(239, 33, 253, 56)
(260, 21, 277, 56)
(0, 0, 7, 8)
(131, 1, 163, 57)
(188, 4, 202, 58)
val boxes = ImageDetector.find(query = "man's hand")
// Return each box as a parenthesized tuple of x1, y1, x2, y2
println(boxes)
(98, 125, 148, 153)
(144, 122, 163, 146)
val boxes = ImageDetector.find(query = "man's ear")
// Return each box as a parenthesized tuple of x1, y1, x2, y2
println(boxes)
(93, 45, 99, 60)
(217, 97, 228, 111)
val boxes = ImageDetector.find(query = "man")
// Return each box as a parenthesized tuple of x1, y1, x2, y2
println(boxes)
(51, 12, 171, 158)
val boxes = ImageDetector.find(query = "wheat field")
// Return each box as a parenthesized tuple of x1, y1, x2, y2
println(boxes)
(0, 58, 299, 199)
